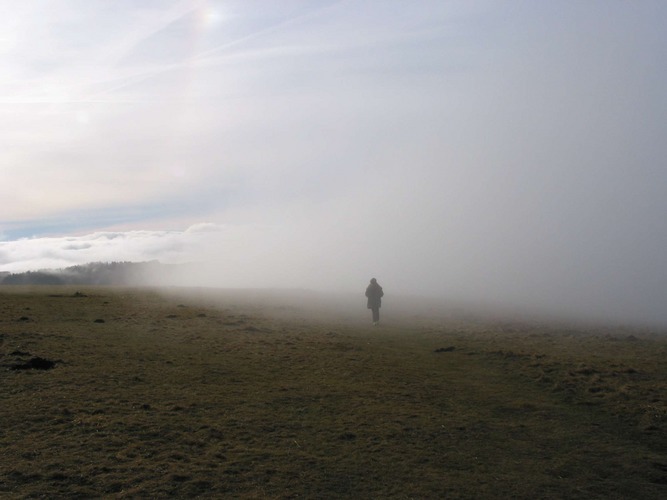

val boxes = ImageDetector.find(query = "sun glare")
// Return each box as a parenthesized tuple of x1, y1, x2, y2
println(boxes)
(198, 6, 224, 30)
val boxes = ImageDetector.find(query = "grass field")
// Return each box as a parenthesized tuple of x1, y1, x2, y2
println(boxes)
(1, 286, 666, 498)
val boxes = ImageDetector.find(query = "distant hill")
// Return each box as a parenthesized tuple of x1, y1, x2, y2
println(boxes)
(0, 261, 166, 286)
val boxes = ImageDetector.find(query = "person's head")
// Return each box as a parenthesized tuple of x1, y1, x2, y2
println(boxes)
(370, 278, 377, 284)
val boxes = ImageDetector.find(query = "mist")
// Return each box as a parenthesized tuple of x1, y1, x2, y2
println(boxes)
(1, 1, 667, 327)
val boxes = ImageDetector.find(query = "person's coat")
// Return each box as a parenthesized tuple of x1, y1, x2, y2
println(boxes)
(366, 282, 384, 309)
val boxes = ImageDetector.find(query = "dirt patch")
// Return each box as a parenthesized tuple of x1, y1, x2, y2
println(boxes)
(10, 356, 57, 371)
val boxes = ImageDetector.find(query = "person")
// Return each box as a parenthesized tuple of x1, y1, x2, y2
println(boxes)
(365, 278, 384, 326)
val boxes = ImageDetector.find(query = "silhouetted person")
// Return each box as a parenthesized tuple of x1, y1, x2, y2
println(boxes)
(365, 278, 384, 326)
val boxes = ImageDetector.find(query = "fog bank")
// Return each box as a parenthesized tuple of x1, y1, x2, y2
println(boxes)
(2, 2, 667, 328)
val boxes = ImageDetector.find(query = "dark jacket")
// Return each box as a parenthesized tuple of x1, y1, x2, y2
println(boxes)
(365, 282, 384, 309)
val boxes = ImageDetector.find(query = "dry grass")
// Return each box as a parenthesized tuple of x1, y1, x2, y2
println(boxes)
(1, 286, 666, 498)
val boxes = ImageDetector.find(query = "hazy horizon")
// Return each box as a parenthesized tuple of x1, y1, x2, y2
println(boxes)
(2, 1, 667, 326)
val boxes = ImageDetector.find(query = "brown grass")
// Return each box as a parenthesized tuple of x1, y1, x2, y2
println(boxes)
(1, 286, 666, 498)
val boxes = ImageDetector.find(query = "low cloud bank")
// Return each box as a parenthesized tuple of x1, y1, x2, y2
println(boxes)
(0, 223, 230, 274)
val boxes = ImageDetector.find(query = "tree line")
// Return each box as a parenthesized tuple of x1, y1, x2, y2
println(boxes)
(0, 261, 164, 285)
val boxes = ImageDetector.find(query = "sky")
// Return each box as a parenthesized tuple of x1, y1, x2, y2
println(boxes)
(1, 0, 667, 325)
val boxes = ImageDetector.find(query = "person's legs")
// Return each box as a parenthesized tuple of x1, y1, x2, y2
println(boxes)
(372, 307, 380, 324)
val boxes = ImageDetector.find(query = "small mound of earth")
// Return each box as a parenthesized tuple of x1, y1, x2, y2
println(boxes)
(434, 346, 455, 353)
(11, 357, 57, 371)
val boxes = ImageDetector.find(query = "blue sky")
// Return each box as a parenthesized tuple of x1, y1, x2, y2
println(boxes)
(1, 1, 667, 325)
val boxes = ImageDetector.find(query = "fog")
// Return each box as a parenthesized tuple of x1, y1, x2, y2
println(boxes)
(1, 2, 667, 327)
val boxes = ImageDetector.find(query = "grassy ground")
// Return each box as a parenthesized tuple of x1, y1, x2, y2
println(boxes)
(1, 286, 666, 498)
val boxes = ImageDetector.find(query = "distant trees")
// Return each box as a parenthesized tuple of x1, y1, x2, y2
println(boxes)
(0, 261, 163, 286)
(2, 271, 65, 285)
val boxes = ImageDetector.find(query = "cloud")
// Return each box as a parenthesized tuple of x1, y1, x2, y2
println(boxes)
(0, 224, 226, 273)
